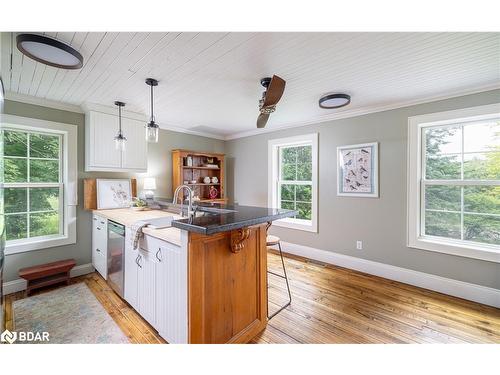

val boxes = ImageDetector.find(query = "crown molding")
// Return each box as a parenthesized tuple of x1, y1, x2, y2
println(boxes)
(4, 91, 84, 113)
(6, 83, 500, 142)
(82, 102, 147, 122)
(224, 83, 500, 140)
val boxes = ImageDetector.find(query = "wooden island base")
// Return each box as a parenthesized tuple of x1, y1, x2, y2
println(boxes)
(188, 223, 268, 343)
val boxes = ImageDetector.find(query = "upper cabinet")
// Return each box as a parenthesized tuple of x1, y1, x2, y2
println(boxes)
(84, 105, 148, 172)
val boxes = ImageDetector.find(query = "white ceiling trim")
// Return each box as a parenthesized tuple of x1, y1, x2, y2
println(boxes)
(224, 83, 500, 140)
(4, 91, 85, 113)
(5, 84, 500, 142)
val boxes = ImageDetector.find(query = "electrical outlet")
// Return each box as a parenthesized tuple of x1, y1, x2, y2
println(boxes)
(356, 241, 363, 250)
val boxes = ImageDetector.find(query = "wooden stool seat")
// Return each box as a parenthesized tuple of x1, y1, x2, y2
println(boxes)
(19, 259, 76, 296)
(266, 235, 281, 246)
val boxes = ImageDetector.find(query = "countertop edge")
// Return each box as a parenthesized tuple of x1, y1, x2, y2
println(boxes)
(171, 211, 295, 235)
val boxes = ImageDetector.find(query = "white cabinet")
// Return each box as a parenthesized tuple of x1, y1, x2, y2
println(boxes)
(85, 108, 148, 172)
(92, 214, 108, 279)
(124, 228, 139, 310)
(155, 241, 188, 344)
(123, 230, 188, 343)
(137, 248, 156, 326)
(121, 118, 148, 171)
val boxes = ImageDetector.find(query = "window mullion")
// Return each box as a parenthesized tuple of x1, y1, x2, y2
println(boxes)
(27, 132, 31, 239)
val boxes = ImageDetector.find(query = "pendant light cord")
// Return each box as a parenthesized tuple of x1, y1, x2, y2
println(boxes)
(118, 104, 122, 135)
(150, 84, 155, 122)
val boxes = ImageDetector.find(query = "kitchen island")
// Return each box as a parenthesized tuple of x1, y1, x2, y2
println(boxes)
(93, 203, 295, 344)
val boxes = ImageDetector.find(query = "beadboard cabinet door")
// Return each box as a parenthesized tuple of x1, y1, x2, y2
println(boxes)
(137, 248, 156, 326)
(124, 229, 139, 311)
(121, 117, 148, 171)
(86, 111, 121, 170)
(85, 109, 148, 172)
(154, 243, 188, 344)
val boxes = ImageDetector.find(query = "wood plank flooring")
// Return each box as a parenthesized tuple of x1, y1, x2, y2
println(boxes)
(5, 252, 500, 344)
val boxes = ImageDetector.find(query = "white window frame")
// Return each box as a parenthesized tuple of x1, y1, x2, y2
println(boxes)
(2, 114, 78, 255)
(407, 103, 500, 263)
(268, 133, 318, 232)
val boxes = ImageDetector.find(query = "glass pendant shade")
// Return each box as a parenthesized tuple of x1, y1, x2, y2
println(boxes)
(146, 122, 159, 143)
(114, 133, 127, 151)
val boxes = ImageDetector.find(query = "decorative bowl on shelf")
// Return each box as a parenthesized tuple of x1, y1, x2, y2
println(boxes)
(211, 176, 219, 184)
(190, 180, 197, 184)
(203, 176, 211, 184)
(202, 164, 219, 169)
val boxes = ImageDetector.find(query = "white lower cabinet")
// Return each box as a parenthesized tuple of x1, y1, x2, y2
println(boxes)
(137, 248, 156, 326)
(123, 229, 188, 343)
(124, 229, 138, 310)
(154, 241, 188, 344)
(92, 214, 108, 279)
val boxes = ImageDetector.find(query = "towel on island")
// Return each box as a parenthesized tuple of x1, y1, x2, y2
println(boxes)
(130, 220, 150, 250)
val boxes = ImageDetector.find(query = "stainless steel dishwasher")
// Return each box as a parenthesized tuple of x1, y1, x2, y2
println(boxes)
(107, 221, 125, 297)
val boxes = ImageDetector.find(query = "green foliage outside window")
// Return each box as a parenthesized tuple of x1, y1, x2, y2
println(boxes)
(2, 129, 61, 241)
(424, 121, 500, 245)
(279, 145, 313, 220)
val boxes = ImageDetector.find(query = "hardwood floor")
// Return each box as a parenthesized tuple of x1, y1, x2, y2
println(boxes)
(5, 252, 500, 344)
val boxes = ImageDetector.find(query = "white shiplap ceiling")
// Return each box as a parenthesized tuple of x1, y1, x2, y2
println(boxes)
(1, 32, 499, 139)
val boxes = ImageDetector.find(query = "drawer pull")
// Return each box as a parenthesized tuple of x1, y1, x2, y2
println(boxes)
(155, 248, 162, 262)
(97, 227, 101, 230)
(100, 221, 105, 224)
(136, 255, 142, 268)
(96, 248, 100, 253)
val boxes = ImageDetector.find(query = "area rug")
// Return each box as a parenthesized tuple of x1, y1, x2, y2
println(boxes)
(13, 283, 129, 344)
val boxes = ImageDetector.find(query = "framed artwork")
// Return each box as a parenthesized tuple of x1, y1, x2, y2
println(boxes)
(96, 179, 133, 209)
(337, 142, 379, 197)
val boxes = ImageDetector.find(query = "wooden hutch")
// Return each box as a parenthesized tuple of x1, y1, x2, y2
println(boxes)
(172, 149, 226, 203)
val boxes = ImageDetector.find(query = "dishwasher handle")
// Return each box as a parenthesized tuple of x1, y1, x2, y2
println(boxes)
(108, 220, 125, 236)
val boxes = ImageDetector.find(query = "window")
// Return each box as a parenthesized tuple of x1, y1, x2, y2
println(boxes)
(268, 133, 318, 232)
(1, 115, 77, 254)
(407, 104, 500, 263)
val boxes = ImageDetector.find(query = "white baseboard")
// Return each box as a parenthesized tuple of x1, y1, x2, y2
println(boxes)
(2, 263, 95, 296)
(280, 242, 500, 308)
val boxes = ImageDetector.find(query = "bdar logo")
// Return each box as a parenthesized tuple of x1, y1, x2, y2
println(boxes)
(1, 329, 17, 344)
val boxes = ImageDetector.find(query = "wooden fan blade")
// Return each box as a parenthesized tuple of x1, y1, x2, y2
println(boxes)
(257, 113, 270, 128)
(262, 75, 286, 108)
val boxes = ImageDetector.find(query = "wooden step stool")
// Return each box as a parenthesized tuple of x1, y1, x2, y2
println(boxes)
(19, 259, 76, 296)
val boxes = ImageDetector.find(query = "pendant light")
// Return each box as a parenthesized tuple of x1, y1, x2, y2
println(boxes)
(114, 101, 127, 151)
(145, 78, 159, 143)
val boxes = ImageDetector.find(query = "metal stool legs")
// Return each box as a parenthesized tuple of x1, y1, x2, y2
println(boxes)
(268, 241, 292, 319)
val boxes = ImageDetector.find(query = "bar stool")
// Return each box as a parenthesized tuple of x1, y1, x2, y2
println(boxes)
(266, 223, 292, 319)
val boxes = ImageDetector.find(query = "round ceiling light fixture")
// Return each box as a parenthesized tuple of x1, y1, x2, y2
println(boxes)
(319, 93, 351, 109)
(16, 33, 83, 70)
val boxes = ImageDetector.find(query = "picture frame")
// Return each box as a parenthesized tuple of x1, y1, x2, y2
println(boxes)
(96, 179, 133, 209)
(337, 142, 379, 198)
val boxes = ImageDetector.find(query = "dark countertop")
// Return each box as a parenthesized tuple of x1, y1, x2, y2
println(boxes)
(154, 200, 296, 235)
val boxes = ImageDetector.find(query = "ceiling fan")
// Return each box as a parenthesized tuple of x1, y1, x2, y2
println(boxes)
(256, 75, 286, 128)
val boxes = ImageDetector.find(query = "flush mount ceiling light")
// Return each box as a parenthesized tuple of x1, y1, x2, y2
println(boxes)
(16, 33, 83, 70)
(319, 93, 351, 109)
(114, 101, 127, 151)
(145, 78, 160, 143)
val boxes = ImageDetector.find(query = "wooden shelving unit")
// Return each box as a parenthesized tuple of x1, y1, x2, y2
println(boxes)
(172, 149, 226, 203)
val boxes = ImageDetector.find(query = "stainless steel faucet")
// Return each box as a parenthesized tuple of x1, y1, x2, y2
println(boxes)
(172, 185, 195, 218)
